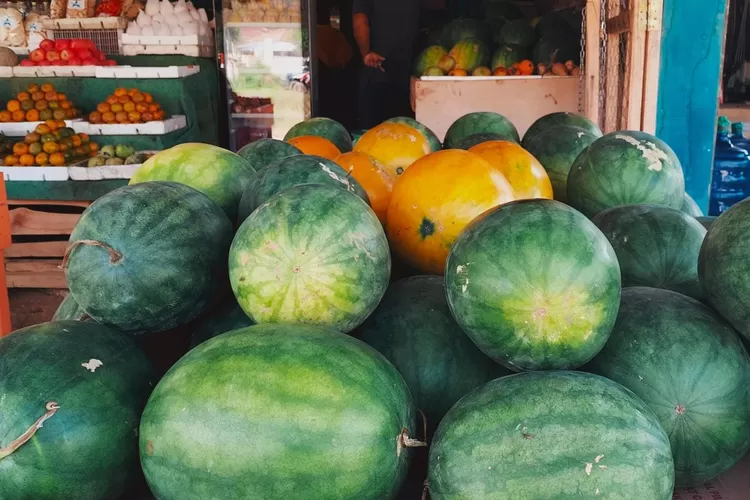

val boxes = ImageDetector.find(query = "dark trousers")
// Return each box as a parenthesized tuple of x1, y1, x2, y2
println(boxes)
(357, 60, 413, 129)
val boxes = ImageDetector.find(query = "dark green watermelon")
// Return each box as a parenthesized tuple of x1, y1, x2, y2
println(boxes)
(490, 44, 530, 70)
(483, 0, 523, 22)
(681, 193, 703, 216)
(428, 371, 675, 499)
(499, 19, 536, 47)
(188, 298, 254, 348)
(592, 205, 707, 299)
(445, 199, 621, 371)
(358, 276, 508, 435)
(588, 287, 750, 487)
(53, 293, 89, 321)
(443, 112, 519, 148)
(284, 117, 353, 153)
(385, 117, 442, 152)
(454, 132, 508, 150)
(64, 182, 233, 334)
(0, 321, 153, 499)
(441, 18, 491, 49)
(697, 216, 716, 230)
(237, 154, 369, 223)
(522, 112, 602, 143)
(567, 131, 685, 218)
(236, 139, 301, 173)
(533, 34, 580, 65)
(140, 324, 418, 500)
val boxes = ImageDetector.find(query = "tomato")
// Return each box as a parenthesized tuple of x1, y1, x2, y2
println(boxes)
(56, 60, 69, 66)
(75, 48, 93, 60)
(39, 39, 55, 51)
(19, 59, 36, 66)
(45, 50, 60, 62)
(70, 39, 94, 50)
(29, 49, 46, 62)
(102, 59, 117, 66)
(37, 60, 51, 66)
(67, 57, 82, 66)
(81, 57, 98, 66)
(54, 39, 71, 51)
(60, 49, 74, 61)
(95, 50, 106, 61)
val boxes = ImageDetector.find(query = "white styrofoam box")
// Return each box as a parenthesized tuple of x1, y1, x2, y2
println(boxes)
(95, 65, 200, 79)
(121, 44, 213, 57)
(68, 164, 141, 180)
(13, 65, 97, 78)
(7, 46, 30, 55)
(43, 17, 127, 30)
(0, 166, 69, 181)
(81, 115, 187, 135)
(0, 66, 12, 78)
(121, 33, 213, 46)
(0, 119, 84, 136)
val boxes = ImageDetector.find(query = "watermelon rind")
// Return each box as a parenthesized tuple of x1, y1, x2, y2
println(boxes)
(490, 44, 530, 70)
(236, 138, 301, 173)
(522, 112, 602, 144)
(454, 132, 508, 150)
(443, 111, 519, 148)
(533, 34, 580, 65)
(284, 117, 353, 153)
(53, 293, 89, 321)
(680, 192, 704, 216)
(499, 19, 536, 47)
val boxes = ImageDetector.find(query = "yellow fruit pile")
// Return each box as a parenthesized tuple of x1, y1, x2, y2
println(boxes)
(4, 120, 98, 167)
(88, 88, 166, 125)
(0, 83, 81, 123)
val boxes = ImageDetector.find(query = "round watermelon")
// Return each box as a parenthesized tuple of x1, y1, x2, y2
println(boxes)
(428, 371, 674, 499)
(490, 44, 530, 70)
(230, 184, 390, 333)
(448, 38, 490, 72)
(237, 154, 369, 223)
(53, 293, 89, 321)
(236, 138, 301, 173)
(64, 182, 233, 334)
(697, 216, 716, 230)
(533, 34, 580, 65)
(499, 19, 536, 47)
(522, 124, 600, 202)
(284, 117, 353, 153)
(129, 143, 256, 219)
(358, 276, 509, 436)
(592, 204, 707, 300)
(414, 45, 448, 76)
(567, 131, 685, 218)
(681, 193, 703, 216)
(445, 199, 621, 371)
(522, 112, 602, 143)
(0, 321, 153, 500)
(443, 111, 519, 148)
(454, 132, 508, 150)
(385, 117, 442, 152)
(188, 298, 254, 348)
(699, 198, 750, 340)
(441, 18, 491, 49)
(587, 287, 750, 487)
(140, 324, 418, 500)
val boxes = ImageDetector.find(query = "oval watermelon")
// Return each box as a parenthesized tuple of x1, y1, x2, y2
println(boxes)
(499, 19, 536, 47)
(587, 287, 750, 487)
(230, 184, 390, 333)
(129, 143, 256, 219)
(567, 131, 685, 218)
(284, 117, 353, 153)
(0, 321, 153, 500)
(445, 199, 621, 371)
(140, 324, 418, 500)
(490, 44, 530, 70)
(443, 111, 520, 148)
(188, 298, 254, 348)
(428, 371, 675, 499)
(522, 112, 602, 143)
(533, 34, 580, 65)
(448, 38, 490, 72)
(413, 45, 448, 77)
(454, 132, 508, 150)
(592, 205, 707, 300)
(64, 182, 233, 333)
(53, 293, 89, 321)
(236, 138, 301, 173)
(681, 193, 703, 216)
(385, 117, 442, 153)
(358, 276, 509, 435)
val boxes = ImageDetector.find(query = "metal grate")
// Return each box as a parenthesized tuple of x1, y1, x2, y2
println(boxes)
(599, 0, 631, 132)
(47, 29, 122, 55)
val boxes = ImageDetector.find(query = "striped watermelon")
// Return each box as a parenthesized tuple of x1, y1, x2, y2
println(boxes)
(448, 39, 490, 72)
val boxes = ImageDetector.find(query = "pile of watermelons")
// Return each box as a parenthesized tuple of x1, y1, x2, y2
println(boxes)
(1, 110, 749, 500)
(414, 0, 582, 77)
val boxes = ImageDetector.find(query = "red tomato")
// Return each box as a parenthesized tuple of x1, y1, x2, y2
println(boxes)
(67, 57, 82, 66)
(19, 59, 36, 66)
(81, 57, 98, 66)
(39, 39, 55, 51)
(29, 49, 46, 62)
(71, 39, 94, 50)
(54, 39, 71, 50)
(103, 59, 117, 66)
(55, 60, 68, 66)
(45, 50, 60, 62)
(95, 50, 106, 61)
(60, 49, 73, 61)
(37, 60, 51, 66)
(75, 48, 93, 60)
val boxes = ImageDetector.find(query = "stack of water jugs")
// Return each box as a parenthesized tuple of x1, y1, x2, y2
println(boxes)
(711, 116, 750, 215)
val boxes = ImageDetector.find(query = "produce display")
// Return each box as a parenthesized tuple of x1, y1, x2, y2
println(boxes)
(0, 82, 80, 123)
(5, 121, 95, 166)
(353, 122, 432, 177)
(443, 111, 520, 148)
(19, 39, 116, 67)
(126, 0, 211, 37)
(236, 137, 301, 170)
(468, 140, 553, 200)
(285, 134, 341, 160)
(88, 87, 166, 125)
(87, 144, 149, 167)
(284, 117, 352, 153)
(333, 151, 394, 224)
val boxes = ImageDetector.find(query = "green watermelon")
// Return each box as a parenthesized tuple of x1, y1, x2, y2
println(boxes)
(490, 44, 530, 70)
(140, 324, 418, 500)
(445, 199, 621, 371)
(587, 287, 750, 487)
(53, 293, 89, 321)
(236, 138, 301, 173)
(358, 276, 509, 436)
(533, 34, 580, 65)
(0, 321, 153, 499)
(699, 198, 750, 340)
(385, 117, 442, 152)
(129, 143, 256, 219)
(414, 45, 448, 77)
(448, 38, 490, 72)
(230, 184, 390, 333)
(284, 117, 353, 153)
(483, 1, 524, 22)
(423, 66, 445, 76)
(443, 111, 519, 148)
(567, 131, 685, 218)
(592, 205, 707, 300)
(236, 154, 369, 223)
(681, 193, 703, 216)
(522, 124, 600, 202)
(454, 132, 507, 150)
(64, 182, 233, 334)
(697, 216, 716, 230)
(522, 112, 602, 143)
(427, 371, 675, 499)
(499, 19, 536, 47)
(188, 298, 254, 348)
(441, 18, 491, 49)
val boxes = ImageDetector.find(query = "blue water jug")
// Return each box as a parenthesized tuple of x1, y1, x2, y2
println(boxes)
(709, 116, 750, 215)
(731, 122, 750, 151)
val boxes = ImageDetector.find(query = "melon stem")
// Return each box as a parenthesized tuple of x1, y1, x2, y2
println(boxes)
(61, 239, 123, 269)
(0, 402, 60, 461)
(396, 428, 428, 457)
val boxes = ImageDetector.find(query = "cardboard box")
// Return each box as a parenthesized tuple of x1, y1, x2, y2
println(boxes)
(673, 454, 750, 499)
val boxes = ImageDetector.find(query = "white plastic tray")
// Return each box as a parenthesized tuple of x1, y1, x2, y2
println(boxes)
(95, 65, 200, 79)
(80, 115, 187, 135)
(0, 66, 13, 78)
(12, 65, 97, 78)
(121, 34, 213, 46)
(0, 119, 84, 136)
(68, 163, 140, 180)
(121, 44, 214, 57)
(0, 166, 69, 181)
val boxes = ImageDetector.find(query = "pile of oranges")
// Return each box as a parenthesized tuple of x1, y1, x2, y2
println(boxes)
(88, 88, 167, 125)
(4, 120, 98, 166)
(0, 83, 81, 123)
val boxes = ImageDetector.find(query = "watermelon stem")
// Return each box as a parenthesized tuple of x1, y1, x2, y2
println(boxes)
(61, 239, 123, 269)
(421, 481, 429, 500)
(396, 428, 428, 457)
(0, 401, 60, 461)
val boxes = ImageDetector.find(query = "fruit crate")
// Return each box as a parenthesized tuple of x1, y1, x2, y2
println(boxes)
(44, 18, 125, 56)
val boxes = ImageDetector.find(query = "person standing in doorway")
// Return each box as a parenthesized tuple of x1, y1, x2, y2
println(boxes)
(353, 0, 420, 129)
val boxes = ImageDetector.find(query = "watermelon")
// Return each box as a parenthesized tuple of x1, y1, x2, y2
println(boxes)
(448, 38, 490, 72)
(0, 321, 153, 499)
(454, 132, 507, 150)
(129, 143, 256, 219)
(697, 216, 716, 230)
(427, 371, 675, 499)
(188, 298, 254, 348)
(236, 138, 301, 173)
(472, 66, 491, 76)
(230, 184, 390, 333)
(536, 11, 577, 39)
(414, 45, 448, 76)
(522, 112, 602, 143)
(681, 193, 703, 216)
(499, 19, 536, 47)
(533, 34, 580, 65)
(699, 198, 750, 340)
(567, 131, 685, 218)
(53, 293, 89, 321)
(358, 276, 509, 436)
(236, 154, 369, 223)
(424, 66, 445, 76)
(483, 0, 524, 22)
(592, 205, 707, 300)
(490, 44, 530, 70)
(140, 324, 418, 500)
(441, 18, 491, 49)
(385, 117, 442, 153)
(522, 124, 600, 202)
(445, 199, 621, 371)
(443, 111, 519, 148)
(64, 182, 233, 334)
(587, 287, 750, 487)
(284, 117, 353, 153)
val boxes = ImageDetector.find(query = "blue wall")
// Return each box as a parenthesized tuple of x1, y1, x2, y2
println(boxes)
(656, 0, 727, 212)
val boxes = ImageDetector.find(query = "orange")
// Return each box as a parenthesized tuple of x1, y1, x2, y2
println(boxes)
(35, 100, 49, 111)
(469, 141, 553, 200)
(11, 110, 25, 122)
(135, 102, 148, 113)
(334, 152, 395, 224)
(19, 154, 34, 166)
(117, 95, 131, 104)
(448, 69, 468, 76)
(89, 111, 102, 124)
(492, 67, 509, 76)
(287, 135, 341, 160)
(7, 99, 20, 112)
(102, 111, 116, 123)
(41, 83, 54, 93)
(56, 92, 66, 101)
(4, 154, 18, 166)
(141, 111, 153, 122)
(49, 152, 65, 166)
(517, 59, 534, 76)
(128, 111, 141, 123)
(131, 92, 145, 103)
(106, 95, 118, 105)
(60, 100, 72, 110)
(143, 92, 153, 103)
(24, 132, 40, 144)
(110, 103, 123, 113)
(115, 111, 129, 123)
(64, 109, 76, 119)
(35, 123, 51, 135)
(71, 135, 82, 147)
(25, 109, 40, 122)
(43, 141, 59, 154)
(128, 88, 139, 96)
(0, 110, 11, 122)
(16, 92, 30, 101)
(45, 91, 58, 101)
(123, 101, 135, 112)
(54, 120, 65, 129)
(113, 88, 128, 97)
(88, 142, 98, 153)
(32, 91, 44, 101)
(35, 152, 49, 166)
(96, 102, 110, 113)
(53, 110, 66, 121)
(148, 104, 160, 113)
(79, 133, 89, 143)
(27, 84, 39, 93)
(153, 110, 165, 121)
(13, 142, 29, 156)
